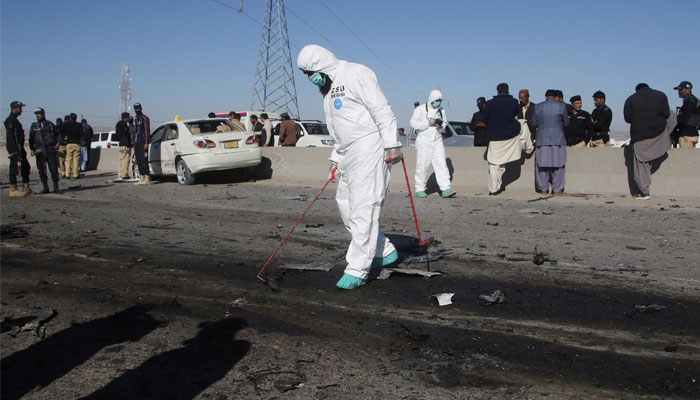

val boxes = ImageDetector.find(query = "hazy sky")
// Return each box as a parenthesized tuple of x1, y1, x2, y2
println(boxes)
(2, 0, 698, 134)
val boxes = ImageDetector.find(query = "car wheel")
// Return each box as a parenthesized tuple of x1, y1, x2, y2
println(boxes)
(176, 159, 195, 185)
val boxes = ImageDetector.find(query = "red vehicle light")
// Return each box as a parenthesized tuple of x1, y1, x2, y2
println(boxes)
(193, 139, 216, 148)
(246, 135, 257, 145)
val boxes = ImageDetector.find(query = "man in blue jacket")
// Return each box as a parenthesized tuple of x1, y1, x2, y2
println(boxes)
(532, 89, 569, 194)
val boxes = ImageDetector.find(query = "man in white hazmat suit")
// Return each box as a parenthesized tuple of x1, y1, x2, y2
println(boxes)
(297, 44, 403, 290)
(410, 90, 456, 198)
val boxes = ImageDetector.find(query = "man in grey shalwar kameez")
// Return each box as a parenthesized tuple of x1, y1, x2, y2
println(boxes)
(623, 83, 671, 199)
(532, 90, 569, 194)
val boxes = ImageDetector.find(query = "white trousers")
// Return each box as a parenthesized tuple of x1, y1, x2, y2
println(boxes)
(488, 163, 505, 193)
(414, 135, 450, 192)
(336, 134, 396, 280)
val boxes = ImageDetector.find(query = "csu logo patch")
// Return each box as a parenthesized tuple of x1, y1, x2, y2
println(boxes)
(334, 98, 342, 110)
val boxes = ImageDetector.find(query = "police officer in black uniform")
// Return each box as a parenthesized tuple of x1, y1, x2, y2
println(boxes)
(590, 91, 613, 147)
(673, 81, 699, 148)
(564, 95, 594, 147)
(469, 97, 488, 147)
(4, 101, 33, 197)
(29, 108, 61, 193)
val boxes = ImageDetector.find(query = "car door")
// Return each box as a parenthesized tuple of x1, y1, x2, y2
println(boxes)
(160, 124, 179, 175)
(148, 126, 166, 175)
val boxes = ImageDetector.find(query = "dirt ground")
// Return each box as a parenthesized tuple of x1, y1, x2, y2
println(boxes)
(1, 166, 699, 399)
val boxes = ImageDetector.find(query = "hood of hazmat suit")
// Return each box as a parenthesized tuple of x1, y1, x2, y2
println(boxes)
(410, 89, 447, 141)
(297, 44, 401, 160)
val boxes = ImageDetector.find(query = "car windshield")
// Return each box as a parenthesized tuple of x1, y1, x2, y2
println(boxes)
(448, 121, 472, 136)
(185, 120, 241, 134)
(301, 122, 329, 135)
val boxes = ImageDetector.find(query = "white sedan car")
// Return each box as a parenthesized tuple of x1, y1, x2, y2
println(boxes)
(147, 118, 261, 185)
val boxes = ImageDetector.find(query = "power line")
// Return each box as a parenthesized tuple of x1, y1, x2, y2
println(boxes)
(317, 0, 425, 98)
(206, 0, 418, 110)
(208, 0, 301, 50)
(284, 6, 353, 60)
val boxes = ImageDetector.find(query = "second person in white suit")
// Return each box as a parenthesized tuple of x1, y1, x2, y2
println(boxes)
(410, 90, 456, 198)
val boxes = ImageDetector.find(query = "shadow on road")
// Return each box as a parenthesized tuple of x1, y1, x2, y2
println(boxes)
(81, 317, 249, 399)
(1, 304, 162, 400)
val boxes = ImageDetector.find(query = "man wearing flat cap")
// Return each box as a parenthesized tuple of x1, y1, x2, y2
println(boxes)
(4, 101, 34, 197)
(564, 95, 593, 147)
(673, 81, 699, 148)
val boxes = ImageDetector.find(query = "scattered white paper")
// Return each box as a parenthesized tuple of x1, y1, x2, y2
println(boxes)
(431, 293, 455, 306)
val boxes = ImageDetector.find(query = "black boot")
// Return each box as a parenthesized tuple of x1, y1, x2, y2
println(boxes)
(40, 181, 50, 194)
(53, 181, 62, 194)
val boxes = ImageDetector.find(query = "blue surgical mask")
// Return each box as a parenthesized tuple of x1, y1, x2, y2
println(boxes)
(309, 72, 325, 86)
(432, 100, 441, 109)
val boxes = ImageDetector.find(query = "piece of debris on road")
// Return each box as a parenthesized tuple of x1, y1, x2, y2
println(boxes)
(277, 262, 334, 272)
(402, 250, 448, 265)
(479, 290, 505, 306)
(377, 268, 442, 280)
(1, 224, 28, 239)
(635, 304, 667, 313)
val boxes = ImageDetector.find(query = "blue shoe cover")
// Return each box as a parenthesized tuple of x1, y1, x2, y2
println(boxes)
(416, 191, 428, 198)
(371, 250, 399, 268)
(441, 188, 456, 198)
(336, 273, 367, 290)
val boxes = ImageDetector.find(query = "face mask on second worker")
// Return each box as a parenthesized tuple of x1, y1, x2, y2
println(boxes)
(431, 100, 442, 109)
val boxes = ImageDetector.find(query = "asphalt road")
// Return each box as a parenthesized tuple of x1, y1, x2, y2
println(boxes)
(1, 168, 699, 399)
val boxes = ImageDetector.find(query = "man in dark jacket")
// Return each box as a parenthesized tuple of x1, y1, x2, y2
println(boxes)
(623, 83, 670, 199)
(29, 108, 61, 193)
(673, 81, 699, 148)
(115, 112, 132, 179)
(481, 83, 523, 194)
(590, 91, 612, 147)
(517, 89, 537, 141)
(469, 97, 488, 147)
(249, 114, 264, 145)
(133, 103, 151, 185)
(564, 95, 594, 147)
(80, 119, 93, 171)
(63, 114, 83, 179)
(532, 89, 570, 194)
(4, 101, 33, 197)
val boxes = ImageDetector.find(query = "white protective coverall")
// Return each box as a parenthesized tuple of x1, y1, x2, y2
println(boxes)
(410, 90, 452, 193)
(297, 44, 402, 280)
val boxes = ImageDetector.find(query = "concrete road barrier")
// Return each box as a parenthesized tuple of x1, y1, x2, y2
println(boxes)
(258, 147, 700, 198)
(3, 145, 698, 197)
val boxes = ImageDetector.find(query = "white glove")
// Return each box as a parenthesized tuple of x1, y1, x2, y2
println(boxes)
(328, 161, 339, 181)
(385, 148, 403, 165)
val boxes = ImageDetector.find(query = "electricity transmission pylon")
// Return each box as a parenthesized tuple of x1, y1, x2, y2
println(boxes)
(250, 0, 300, 118)
(120, 62, 132, 114)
